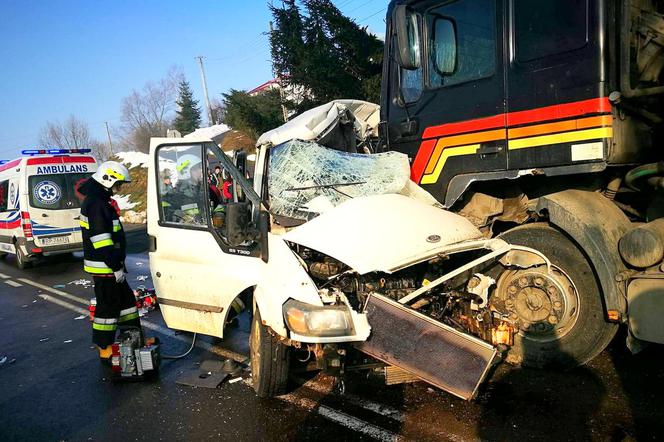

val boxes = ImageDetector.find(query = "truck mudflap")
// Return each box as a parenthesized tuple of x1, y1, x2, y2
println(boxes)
(354, 293, 498, 400)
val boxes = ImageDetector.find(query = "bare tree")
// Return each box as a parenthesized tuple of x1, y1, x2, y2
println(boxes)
(39, 115, 93, 150)
(39, 115, 110, 161)
(119, 66, 184, 152)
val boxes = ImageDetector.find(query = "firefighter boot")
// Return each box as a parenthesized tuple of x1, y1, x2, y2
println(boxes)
(98, 345, 112, 365)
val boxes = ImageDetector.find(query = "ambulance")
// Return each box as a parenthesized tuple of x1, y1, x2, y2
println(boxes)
(0, 149, 98, 269)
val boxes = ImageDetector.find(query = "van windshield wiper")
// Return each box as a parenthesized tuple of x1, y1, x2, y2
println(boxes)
(285, 181, 366, 198)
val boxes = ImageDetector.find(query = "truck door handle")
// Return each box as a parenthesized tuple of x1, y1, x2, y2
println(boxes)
(477, 145, 504, 155)
(42, 213, 49, 218)
(149, 235, 157, 252)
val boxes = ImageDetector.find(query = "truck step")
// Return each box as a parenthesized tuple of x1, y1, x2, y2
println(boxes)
(354, 293, 498, 400)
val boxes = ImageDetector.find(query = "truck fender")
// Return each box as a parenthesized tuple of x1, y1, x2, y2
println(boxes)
(536, 190, 632, 316)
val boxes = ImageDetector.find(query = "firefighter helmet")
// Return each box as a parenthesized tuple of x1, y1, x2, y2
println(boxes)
(176, 154, 202, 180)
(92, 161, 132, 189)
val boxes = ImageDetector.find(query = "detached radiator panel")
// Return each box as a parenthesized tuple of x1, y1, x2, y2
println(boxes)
(354, 293, 498, 400)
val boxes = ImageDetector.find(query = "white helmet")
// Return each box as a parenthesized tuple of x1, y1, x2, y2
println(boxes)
(92, 161, 132, 189)
(176, 154, 202, 180)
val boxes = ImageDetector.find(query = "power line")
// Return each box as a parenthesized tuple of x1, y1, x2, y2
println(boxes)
(358, 7, 387, 23)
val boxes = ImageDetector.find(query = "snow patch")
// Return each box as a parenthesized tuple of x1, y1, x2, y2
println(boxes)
(115, 151, 149, 169)
(112, 194, 137, 210)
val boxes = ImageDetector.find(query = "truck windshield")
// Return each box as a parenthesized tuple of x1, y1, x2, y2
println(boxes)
(28, 173, 92, 210)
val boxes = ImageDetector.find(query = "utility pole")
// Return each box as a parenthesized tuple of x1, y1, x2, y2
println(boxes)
(269, 21, 289, 123)
(195, 55, 214, 126)
(104, 121, 114, 155)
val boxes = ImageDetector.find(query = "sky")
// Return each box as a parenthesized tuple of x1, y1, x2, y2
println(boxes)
(0, 0, 387, 159)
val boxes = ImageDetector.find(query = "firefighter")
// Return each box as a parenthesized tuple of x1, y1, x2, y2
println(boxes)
(78, 161, 139, 361)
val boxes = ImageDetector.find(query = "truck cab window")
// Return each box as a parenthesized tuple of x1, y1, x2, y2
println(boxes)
(514, 0, 588, 63)
(427, 0, 496, 88)
(157, 145, 208, 227)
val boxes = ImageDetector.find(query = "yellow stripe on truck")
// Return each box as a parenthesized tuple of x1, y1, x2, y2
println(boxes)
(508, 127, 613, 150)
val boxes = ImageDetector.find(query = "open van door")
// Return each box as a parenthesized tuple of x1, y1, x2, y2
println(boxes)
(147, 138, 267, 338)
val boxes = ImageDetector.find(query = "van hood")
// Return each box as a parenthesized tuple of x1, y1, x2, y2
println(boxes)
(283, 194, 483, 274)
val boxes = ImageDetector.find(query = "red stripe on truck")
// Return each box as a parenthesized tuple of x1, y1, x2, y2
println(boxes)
(26, 156, 96, 165)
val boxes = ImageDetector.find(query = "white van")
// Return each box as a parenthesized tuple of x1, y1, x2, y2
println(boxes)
(147, 136, 552, 400)
(0, 149, 98, 269)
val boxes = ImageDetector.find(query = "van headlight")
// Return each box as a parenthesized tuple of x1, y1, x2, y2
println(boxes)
(283, 299, 355, 337)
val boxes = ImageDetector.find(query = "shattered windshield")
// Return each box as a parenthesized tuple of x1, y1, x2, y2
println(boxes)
(268, 140, 411, 220)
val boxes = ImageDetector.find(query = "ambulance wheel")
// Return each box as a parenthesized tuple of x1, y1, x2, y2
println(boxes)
(16, 246, 31, 270)
(496, 223, 617, 369)
(250, 307, 290, 398)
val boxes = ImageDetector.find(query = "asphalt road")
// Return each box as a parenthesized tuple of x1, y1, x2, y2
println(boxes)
(0, 226, 663, 441)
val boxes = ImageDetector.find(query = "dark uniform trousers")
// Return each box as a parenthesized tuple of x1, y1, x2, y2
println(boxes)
(92, 277, 141, 347)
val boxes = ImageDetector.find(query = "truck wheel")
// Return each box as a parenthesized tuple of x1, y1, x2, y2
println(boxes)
(250, 307, 290, 397)
(16, 246, 31, 270)
(496, 223, 617, 368)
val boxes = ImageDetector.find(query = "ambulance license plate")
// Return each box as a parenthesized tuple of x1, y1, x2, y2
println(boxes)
(40, 235, 70, 246)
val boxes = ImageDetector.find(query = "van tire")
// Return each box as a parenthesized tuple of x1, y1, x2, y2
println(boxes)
(250, 307, 290, 398)
(498, 223, 618, 368)
(16, 246, 31, 270)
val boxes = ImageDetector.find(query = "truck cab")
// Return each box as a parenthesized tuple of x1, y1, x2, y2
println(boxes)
(382, 0, 664, 362)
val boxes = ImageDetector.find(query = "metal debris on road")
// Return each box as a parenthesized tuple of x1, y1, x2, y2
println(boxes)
(39, 338, 50, 342)
(68, 279, 93, 288)
(228, 377, 243, 384)
(63, 340, 73, 343)
(74, 315, 86, 320)
(136, 275, 149, 282)
(53, 284, 65, 289)
(0, 356, 7, 365)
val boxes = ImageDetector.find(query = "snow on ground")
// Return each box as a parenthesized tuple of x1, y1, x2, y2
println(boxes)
(112, 194, 137, 210)
(115, 151, 149, 168)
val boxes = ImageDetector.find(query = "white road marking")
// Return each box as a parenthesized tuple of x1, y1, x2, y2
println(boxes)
(5, 280, 22, 287)
(296, 376, 405, 422)
(0, 272, 10, 279)
(25, 280, 247, 363)
(279, 394, 401, 442)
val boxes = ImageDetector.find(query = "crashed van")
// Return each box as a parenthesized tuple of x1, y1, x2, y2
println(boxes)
(147, 102, 561, 400)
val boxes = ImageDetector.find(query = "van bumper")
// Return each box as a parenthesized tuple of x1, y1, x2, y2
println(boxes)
(18, 238, 83, 257)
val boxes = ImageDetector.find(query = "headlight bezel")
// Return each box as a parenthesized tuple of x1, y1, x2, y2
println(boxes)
(282, 299, 356, 337)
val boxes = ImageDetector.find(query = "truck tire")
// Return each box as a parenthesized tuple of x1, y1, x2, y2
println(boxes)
(250, 307, 290, 397)
(16, 246, 31, 270)
(497, 223, 617, 369)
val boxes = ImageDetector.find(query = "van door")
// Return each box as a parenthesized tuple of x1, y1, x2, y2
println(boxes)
(148, 141, 264, 338)
(385, 0, 508, 207)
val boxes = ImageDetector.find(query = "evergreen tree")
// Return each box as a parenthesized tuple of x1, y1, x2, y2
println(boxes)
(173, 80, 202, 135)
(269, 0, 384, 111)
(221, 89, 284, 141)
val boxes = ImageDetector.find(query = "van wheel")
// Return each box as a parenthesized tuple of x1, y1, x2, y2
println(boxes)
(495, 223, 617, 369)
(16, 246, 31, 270)
(250, 307, 290, 397)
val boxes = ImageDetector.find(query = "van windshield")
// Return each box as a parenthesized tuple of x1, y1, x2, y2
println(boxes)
(28, 173, 92, 210)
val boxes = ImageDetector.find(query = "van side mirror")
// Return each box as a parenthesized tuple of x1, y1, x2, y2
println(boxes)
(432, 18, 457, 75)
(393, 5, 421, 71)
(224, 202, 251, 247)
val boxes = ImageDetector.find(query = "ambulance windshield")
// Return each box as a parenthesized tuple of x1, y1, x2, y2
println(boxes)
(28, 173, 92, 210)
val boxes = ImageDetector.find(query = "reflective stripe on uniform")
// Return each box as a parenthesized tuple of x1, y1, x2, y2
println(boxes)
(93, 317, 118, 325)
(118, 306, 139, 322)
(79, 215, 90, 229)
(83, 259, 113, 275)
(92, 322, 117, 331)
(90, 233, 114, 249)
(112, 220, 121, 232)
(181, 203, 198, 211)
